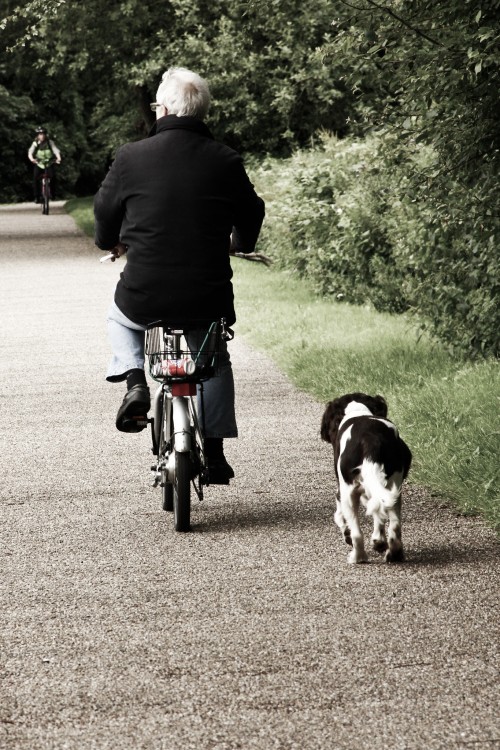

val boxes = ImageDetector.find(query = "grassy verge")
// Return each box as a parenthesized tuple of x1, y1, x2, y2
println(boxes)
(65, 196, 95, 237)
(66, 198, 499, 531)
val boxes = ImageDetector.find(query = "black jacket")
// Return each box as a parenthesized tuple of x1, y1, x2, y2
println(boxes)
(94, 116, 265, 326)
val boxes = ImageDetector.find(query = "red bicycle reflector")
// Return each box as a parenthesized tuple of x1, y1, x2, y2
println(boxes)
(172, 382, 196, 397)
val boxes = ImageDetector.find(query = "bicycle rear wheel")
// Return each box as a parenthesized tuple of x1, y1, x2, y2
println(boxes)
(173, 451, 191, 532)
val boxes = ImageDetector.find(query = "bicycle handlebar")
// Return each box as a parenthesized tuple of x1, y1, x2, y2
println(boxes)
(99, 250, 272, 266)
(230, 251, 272, 266)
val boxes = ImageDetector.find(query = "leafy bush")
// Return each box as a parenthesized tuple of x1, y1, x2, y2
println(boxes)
(254, 135, 418, 308)
(400, 182, 500, 357)
(253, 135, 499, 358)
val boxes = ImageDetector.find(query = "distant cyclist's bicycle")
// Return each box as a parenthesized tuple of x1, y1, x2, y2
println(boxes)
(37, 164, 54, 215)
(145, 319, 232, 532)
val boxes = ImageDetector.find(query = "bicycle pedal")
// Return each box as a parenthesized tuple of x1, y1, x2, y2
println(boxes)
(119, 416, 148, 433)
(208, 477, 230, 486)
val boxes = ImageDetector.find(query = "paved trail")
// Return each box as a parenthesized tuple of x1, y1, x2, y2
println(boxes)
(0, 202, 498, 750)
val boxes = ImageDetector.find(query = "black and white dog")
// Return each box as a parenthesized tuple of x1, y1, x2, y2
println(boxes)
(321, 393, 412, 564)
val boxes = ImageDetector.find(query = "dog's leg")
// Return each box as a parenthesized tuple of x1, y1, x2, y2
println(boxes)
(334, 493, 352, 547)
(385, 495, 404, 563)
(371, 509, 388, 554)
(340, 485, 368, 564)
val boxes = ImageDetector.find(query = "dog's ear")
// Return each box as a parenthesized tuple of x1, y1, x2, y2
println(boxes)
(321, 399, 345, 443)
(371, 395, 388, 418)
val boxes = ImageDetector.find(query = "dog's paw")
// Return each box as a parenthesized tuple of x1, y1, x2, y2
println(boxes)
(385, 547, 405, 563)
(372, 538, 388, 553)
(348, 550, 369, 564)
(344, 530, 353, 547)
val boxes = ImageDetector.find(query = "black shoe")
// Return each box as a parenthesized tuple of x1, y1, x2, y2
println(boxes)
(116, 384, 150, 433)
(207, 456, 235, 485)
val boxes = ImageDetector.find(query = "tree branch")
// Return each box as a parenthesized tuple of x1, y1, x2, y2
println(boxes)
(339, 0, 446, 48)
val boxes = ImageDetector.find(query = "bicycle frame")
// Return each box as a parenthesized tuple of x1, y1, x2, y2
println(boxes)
(152, 384, 201, 479)
(38, 167, 52, 215)
(147, 322, 225, 526)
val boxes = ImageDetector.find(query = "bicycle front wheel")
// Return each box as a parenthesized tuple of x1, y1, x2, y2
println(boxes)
(42, 179, 50, 215)
(173, 451, 191, 532)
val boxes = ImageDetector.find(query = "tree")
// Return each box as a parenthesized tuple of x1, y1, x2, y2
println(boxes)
(303, 0, 500, 356)
(0, 0, 352, 200)
(325, 0, 500, 190)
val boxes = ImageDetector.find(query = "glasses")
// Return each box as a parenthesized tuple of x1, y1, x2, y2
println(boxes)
(150, 102, 163, 111)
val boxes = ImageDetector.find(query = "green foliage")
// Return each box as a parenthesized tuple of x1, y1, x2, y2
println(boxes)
(328, 0, 500, 167)
(402, 183, 500, 357)
(1, 5, 95, 199)
(0, 0, 351, 204)
(166, 0, 349, 153)
(312, 1, 500, 357)
(253, 135, 417, 307)
(3, 0, 500, 205)
(253, 134, 499, 358)
(0, 83, 34, 201)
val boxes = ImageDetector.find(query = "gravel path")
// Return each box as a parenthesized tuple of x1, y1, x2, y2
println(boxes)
(1, 202, 499, 750)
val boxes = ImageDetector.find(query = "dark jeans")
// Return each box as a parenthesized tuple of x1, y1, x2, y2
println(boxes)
(106, 302, 238, 439)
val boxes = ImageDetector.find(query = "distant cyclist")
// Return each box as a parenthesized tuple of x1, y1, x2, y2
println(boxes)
(28, 127, 61, 203)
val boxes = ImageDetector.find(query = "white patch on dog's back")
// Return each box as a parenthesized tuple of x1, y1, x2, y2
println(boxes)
(338, 402, 373, 431)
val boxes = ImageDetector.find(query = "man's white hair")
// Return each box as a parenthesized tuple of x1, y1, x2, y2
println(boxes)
(156, 67, 211, 119)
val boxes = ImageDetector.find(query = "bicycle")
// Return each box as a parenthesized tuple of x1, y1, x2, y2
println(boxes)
(37, 164, 54, 215)
(144, 318, 232, 532)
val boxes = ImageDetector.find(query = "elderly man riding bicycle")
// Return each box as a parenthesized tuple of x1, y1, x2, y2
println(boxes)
(94, 67, 265, 484)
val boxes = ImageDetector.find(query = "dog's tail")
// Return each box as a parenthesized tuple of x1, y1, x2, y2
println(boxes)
(360, 460, 401, 519)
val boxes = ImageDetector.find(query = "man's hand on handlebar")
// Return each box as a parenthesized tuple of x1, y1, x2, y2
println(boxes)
(229, 249, 273, 267)
(100, 242, 128, 263)
(229, 234, 272, 266)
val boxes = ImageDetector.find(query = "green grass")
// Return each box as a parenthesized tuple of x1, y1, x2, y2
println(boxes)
(65, 196, 95, 236)
(66, 198, 500, 531)
(232, 262, 499, 531)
